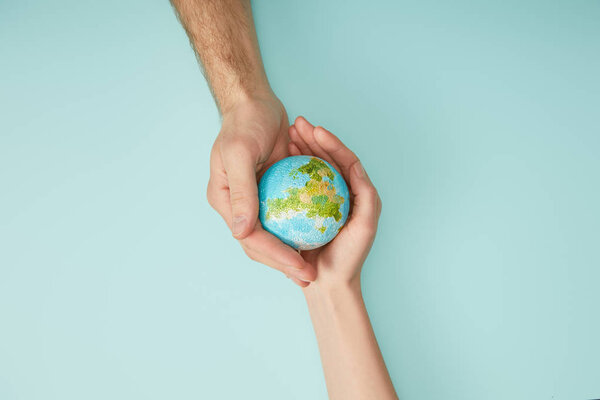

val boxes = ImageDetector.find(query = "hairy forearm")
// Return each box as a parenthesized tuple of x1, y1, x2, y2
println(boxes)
(304, 282, 397, 400)
(170, 0, 272, 112)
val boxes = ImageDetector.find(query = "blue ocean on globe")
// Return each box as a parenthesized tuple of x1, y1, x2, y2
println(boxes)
(258, 155, 350, 250)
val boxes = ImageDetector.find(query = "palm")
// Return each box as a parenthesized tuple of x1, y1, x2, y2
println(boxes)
(298, 227, 364, 281)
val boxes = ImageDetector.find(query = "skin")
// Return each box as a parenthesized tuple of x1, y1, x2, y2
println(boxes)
(170, 0, 316, 285)
(170, 2, 397, 397)
(290, 117, 397, 400)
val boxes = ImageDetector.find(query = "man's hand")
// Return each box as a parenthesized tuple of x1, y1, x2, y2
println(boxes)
(208, 94, 287, 238)
(208, 94, 316, 284)
(170, 0, 316, 285)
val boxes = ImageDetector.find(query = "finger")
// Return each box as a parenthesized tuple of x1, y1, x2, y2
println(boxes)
(207, 149, 233, 228)
(290, 277, 310, 287)
(208, 176, 317, 284)
(293, 116, 341, 172)
(288, 125, 312, 155)
(345, 160, 382, 233)
(241, 225, 317, 282)
(310, 126, 382, 232)
(313, 126, 360, 181)
(207, 176, 233, 228)
(243, 245, 313, 284)
(220, 141, 259, 239)
(288, 142, 302, 156)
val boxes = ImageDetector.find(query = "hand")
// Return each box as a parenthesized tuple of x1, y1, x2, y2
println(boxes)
(289, 118, 395, 400)
(206, 95, 317, 286)
(287, 117, 382, 289)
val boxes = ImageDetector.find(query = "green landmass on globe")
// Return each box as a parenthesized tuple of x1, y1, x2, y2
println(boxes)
(265, 157, 345, 233)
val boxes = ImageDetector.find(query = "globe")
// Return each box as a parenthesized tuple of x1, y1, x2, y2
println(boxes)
(258, 155, 350, 250)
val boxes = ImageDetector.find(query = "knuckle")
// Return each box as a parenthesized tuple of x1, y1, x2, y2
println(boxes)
(222, 136, 258, 159)
(206, 179, 211, 193)
(229, 189, 247, 207)
(206, 183, 216, 208)
(240, 238, 255, 253)
(243, 247, 258, 262)
(225, 136, 248, 151)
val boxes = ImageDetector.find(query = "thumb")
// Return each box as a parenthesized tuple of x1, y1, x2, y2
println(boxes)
(222, 144, 259, 239)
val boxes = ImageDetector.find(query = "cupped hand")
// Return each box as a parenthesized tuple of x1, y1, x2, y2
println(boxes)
(206, 95, 317, 286)
(288, 117, 382, 289)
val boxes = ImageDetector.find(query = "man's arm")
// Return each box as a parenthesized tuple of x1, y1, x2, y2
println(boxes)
(170, 0, 317, 285)
(171, 0, 270, 113)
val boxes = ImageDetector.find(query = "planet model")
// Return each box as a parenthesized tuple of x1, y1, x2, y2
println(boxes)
(258, 155, 350, 250)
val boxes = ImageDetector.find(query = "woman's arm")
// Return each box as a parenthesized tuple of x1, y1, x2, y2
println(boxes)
(304, 283, 397, 400)
(288, 117, 398, 399)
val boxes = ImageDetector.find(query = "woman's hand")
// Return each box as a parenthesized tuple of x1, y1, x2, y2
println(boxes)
(289, 117, 396, 400)
(287, 116, 382, 289)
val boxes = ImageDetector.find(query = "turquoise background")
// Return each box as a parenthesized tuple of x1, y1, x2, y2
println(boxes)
(1, 1, 599, 399)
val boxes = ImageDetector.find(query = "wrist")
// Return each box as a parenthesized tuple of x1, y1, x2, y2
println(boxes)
(219, 81, 274, 115)
(303, 278, 362, 305)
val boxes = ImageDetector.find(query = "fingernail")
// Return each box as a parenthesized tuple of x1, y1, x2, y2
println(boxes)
(354, 161, 365, 178)
(232, 216, 246, 236)
(287, 267, 313, 283)
(287, 264, 305, 270)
